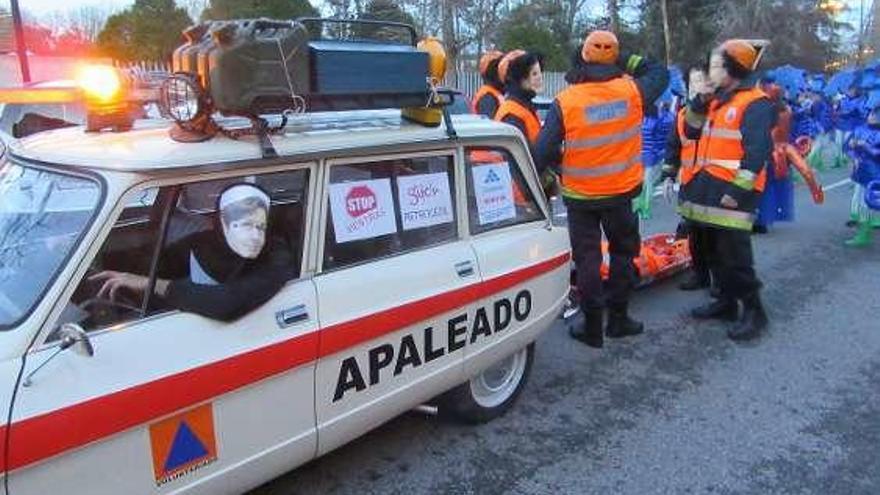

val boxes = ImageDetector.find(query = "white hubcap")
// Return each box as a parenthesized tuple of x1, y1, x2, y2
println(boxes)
(469, 348, 528, 408)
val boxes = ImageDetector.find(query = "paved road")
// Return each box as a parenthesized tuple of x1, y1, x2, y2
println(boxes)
(251, 167, 880, 495)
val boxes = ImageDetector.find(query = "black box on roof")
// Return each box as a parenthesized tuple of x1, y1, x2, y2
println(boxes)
(172, 18, 431, 116)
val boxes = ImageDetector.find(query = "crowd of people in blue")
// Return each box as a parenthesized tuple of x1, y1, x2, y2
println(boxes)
(639, 61, 880, 246)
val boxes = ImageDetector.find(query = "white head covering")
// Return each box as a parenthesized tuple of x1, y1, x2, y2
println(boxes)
(219, 183, 270, 212)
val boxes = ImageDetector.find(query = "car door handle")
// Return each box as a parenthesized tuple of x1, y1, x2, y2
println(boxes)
(276, 304, 309, 329)
(455, 261, 475, 278)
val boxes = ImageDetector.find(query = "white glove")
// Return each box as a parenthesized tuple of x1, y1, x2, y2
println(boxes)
(662, 178, 676, 204)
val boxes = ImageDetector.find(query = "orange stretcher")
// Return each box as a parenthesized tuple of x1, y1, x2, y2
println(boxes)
(599, 233, 693, 286)
(564, 233, 692, 319)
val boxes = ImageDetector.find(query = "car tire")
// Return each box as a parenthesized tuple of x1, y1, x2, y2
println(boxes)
(439, 344, 534, 424)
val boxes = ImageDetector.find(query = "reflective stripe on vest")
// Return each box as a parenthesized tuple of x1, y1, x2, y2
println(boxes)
(564, 124, 641, 149)
(696, 87, 769, 192)
(472, 85, 503, 116)
(495, 99, 541, 144)
(678, 201, 755, 231)
(677, 109, 698, 185)
(561, 155, 641, 178)
(556, 76, 645, 197)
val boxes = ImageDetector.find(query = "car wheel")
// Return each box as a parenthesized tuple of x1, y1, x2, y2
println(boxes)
(440, 344, 534, 424)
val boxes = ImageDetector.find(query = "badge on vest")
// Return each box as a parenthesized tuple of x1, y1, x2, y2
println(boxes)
(725, 107, 738, 123)
(585, 100, 628, 123)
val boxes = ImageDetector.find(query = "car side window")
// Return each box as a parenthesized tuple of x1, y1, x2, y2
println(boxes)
(323, 154, 457, 271)
(61, 187, 168, 332)
(465, 146, 544, 235)
(62, 168, 310, 333)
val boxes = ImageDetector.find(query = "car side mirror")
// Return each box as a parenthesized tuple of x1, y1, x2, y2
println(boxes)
(23, 323, 94, 387)
(59, 323, 95, 358)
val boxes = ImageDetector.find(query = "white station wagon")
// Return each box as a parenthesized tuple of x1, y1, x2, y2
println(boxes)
(0, 101, 570, 493)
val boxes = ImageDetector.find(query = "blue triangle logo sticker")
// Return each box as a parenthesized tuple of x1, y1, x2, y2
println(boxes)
(164, 421, 209, 472)
(485, 169, 500, 183)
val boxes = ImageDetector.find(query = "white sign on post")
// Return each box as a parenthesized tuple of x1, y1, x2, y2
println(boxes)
(397, 173, 455, 231)
(471, 163, 516, 225)
(329, 178, 398, 243)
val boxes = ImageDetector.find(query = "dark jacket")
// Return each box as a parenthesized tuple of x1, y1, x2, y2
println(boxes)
(476, 82, 504, 118)
(681, 76, 776, 229)
(158, 230, 297, 322)
(535, 52, 669, 209)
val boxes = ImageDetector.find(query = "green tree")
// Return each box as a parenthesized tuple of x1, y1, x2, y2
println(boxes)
(495, 1, 570, 71)
(634, 0, 721, 66)
(355, 0, 418, 43)
(715, 0, 849, 72)
(97, 0, 192, 62)
(201, 0, 318, 21)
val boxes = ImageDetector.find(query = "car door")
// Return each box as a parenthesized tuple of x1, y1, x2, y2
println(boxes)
(6, 165, 319, 495)
(313, 150, 475, 455)
(461, 144, 571, 376)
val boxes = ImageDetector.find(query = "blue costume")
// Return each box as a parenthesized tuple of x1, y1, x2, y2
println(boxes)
(842, 107, 880, 246)
(836, 94, 867, 133)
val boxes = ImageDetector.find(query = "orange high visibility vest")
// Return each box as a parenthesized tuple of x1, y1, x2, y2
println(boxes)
(556, 76, 644, 197)
(495, 99, 541, 145)
(677, 108, 699, 185)
(472, 85, 504, 117)
(695, 87, 769, 192)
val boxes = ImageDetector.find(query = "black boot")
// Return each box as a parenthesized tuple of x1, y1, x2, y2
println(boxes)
(569, 309, 604, 348)
(728, 293, 768, 341)
(691, 298, 739, 321)
(679, 271, 710, 291)
(606, 304, 644, 338)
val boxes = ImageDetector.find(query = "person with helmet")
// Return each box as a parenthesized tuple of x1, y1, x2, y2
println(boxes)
(680, 39, 776, 342)
(661, 64, 715, 293)
(495, 50, 544, 148)
(473, 50, 505, 118)
(842, 101, 880, 246)
(535, 30, 669, 348)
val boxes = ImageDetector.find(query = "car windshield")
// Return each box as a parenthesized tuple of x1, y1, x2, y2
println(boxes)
(0, 162, 101, 329)
(0, 103, 87, 136)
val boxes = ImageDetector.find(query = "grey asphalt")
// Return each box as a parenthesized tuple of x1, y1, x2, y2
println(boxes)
(251, 167, 880, 495)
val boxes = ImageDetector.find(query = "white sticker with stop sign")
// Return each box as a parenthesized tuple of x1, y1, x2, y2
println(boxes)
(329, 179, 398, 243)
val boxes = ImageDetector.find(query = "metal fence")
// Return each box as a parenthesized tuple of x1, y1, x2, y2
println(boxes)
(109, 61, 568, 102)
(448, 71, 568, 100)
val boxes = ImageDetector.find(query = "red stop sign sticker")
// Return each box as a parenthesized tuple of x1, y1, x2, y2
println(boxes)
(346, 186, 377, 218)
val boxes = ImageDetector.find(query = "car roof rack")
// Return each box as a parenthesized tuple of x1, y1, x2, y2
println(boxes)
(163, 17, 454, 157)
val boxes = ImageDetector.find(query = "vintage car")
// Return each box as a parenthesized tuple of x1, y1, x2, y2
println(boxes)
(0, 18, 569, 495)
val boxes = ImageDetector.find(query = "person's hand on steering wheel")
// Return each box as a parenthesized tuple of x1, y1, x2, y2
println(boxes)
(88, 270, 149, 301)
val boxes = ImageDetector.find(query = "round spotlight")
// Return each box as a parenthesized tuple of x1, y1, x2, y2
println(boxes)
(159, 74, 206, 124)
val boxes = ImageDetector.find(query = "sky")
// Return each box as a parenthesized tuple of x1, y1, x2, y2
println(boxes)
(6, 0, 871, 30)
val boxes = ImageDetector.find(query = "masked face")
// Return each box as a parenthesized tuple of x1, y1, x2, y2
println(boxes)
(687, 69, 707, 100)
(222, 206, 267, 259)
(523, 62, 544, 94)
(708, 53, 730, 90)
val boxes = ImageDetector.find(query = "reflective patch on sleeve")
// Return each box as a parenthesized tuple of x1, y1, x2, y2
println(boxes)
(585, 100, 629, 123)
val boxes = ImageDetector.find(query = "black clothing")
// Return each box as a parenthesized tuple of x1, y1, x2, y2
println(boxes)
(157, 230, 297, 322)
(475, 82, 503, 118)
(565, 199, 640, 312)
(702, 226, 762, 299)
